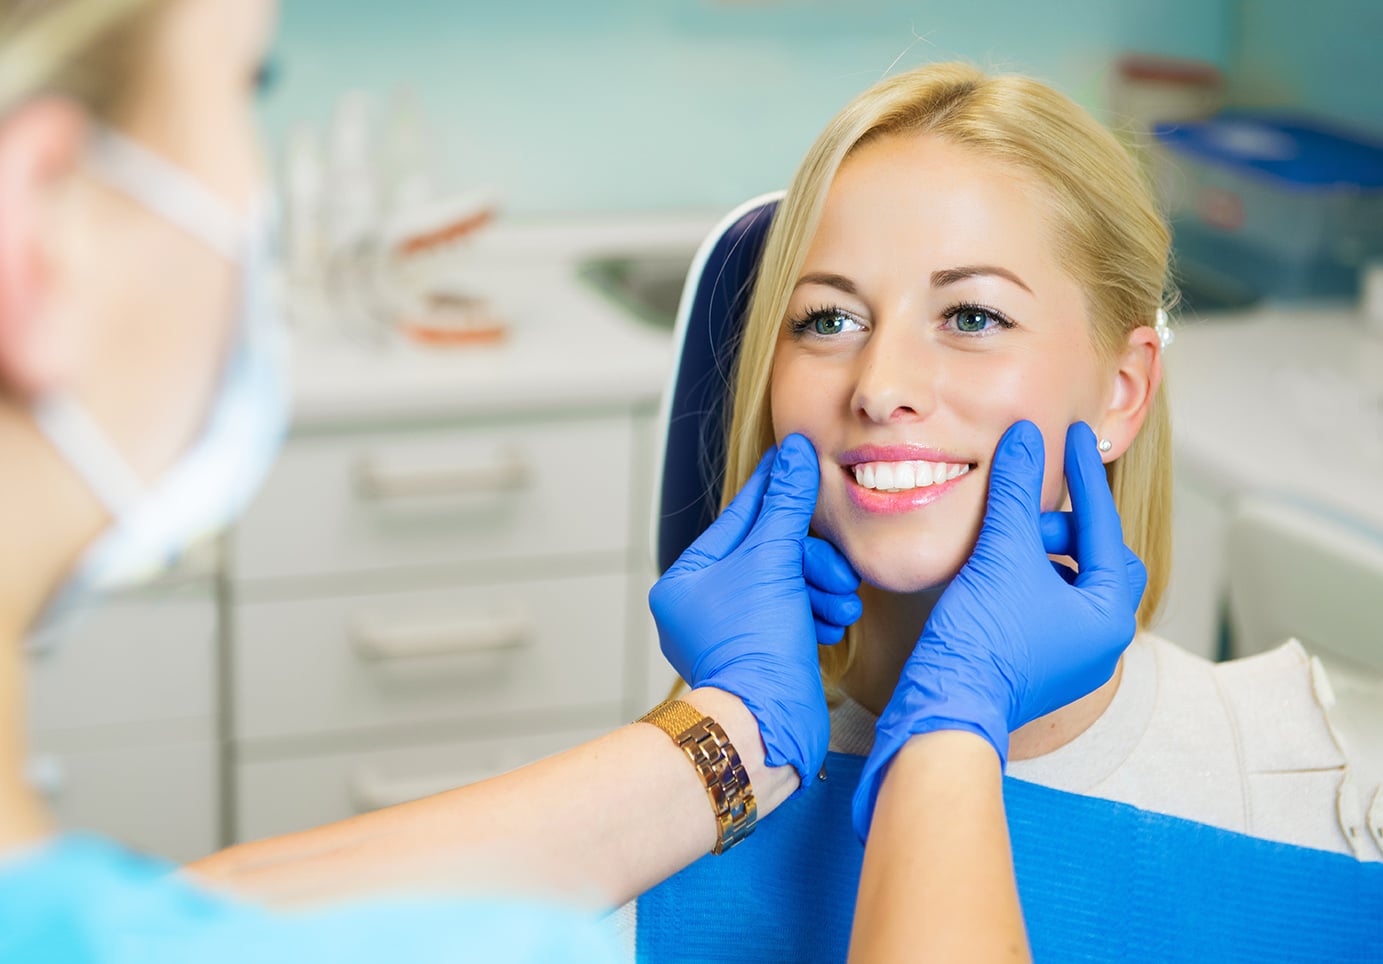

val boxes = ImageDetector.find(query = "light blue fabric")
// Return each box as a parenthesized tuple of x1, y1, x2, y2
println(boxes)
(0, 834, 621, 963)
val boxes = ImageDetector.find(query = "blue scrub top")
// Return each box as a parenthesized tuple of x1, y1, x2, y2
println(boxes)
(0, 834, 622, 963)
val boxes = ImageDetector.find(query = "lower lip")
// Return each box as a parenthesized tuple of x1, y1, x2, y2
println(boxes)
(842, 466, 973, 514)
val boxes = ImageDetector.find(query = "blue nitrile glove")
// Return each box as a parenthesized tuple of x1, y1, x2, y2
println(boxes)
(650, 433, 857, 790)
(851, 420, 1148, 840)
(805, 536, 863, 645)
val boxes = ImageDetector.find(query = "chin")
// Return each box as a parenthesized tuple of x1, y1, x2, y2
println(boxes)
(841, 542, 970, 595)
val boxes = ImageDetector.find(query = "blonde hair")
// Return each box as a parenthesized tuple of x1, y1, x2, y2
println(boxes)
(0, 0, 169, 120)
(722, 63, 1174, 695)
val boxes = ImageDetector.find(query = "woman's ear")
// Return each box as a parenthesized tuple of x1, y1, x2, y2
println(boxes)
(1095, 325, 1162, 463)
(0, 97, 89, 397)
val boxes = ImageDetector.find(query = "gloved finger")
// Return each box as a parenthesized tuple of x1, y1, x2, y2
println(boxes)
(976, 420, 1046, 550)
(816, 618, 846, 646)
(747, 433, 821, 547)
(1126, 545, 1149, 610)
(804, 537, 860, 595)
(679, 445, 776, 564)
(1040, 510, 1074, 557)
(1050, 558, 1078, 585)
(1043, 511, 1148, 603)
(808, 584, 863, 629)
(1064, 422, 1130, 594)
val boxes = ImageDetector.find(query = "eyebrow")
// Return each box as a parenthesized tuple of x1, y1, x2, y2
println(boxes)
(793, 265, 1033, 296)
(930, 264, 1033, 294)
(793, 272, 858, 295)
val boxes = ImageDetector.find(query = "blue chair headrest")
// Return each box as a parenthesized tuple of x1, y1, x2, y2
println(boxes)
(654, 193, 782, 575)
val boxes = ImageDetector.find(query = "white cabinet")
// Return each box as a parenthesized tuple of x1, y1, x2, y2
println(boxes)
(228, 408, 659, 842)
(233, 571, 628, 742)
(236, 724, 610, 842)
(26, 578, 220, 862)
(232, 413, 635, 583)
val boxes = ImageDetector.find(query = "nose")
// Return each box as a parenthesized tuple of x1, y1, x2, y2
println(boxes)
(850, 321, 936, 424)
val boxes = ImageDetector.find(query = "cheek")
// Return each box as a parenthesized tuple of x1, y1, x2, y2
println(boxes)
(953, 355, 1099, 511)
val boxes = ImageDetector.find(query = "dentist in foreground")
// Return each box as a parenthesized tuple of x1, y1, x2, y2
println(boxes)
(0, 0, 1144, 960)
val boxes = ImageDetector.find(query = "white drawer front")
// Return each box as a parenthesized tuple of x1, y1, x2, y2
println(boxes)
(26, 739, 218, 863)
(231, 414, 634, 583)
(236, 725, 609, 841)
(27, 587, 216, 734)
(233, 572, 627, 741)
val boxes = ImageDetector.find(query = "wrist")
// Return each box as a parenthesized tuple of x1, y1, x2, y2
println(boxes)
(685, 687, 801, 814)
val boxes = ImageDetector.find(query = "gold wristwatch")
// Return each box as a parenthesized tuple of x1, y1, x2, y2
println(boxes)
(639, 699, 757, 854)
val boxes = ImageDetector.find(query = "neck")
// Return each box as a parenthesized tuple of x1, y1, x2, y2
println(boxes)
(0, 401, 106, 853)
(841, 583, 1122, 761)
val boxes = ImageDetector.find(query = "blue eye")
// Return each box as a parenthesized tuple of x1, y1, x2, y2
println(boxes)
(789, 307, 864, 338)
(944, 303, 1014, 335)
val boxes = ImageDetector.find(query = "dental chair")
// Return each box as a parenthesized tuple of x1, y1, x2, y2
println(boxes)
(1227, 492, 1383, 817)
(653, 192, 781, 574)
(639, 195, 1383, 964)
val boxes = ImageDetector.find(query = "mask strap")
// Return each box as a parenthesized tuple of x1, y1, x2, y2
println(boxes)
(32, 394, 146, 518)
(86, 126, 244, 261)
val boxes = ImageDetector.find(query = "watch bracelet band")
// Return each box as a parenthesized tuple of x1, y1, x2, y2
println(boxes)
(638, 699, 757, 855)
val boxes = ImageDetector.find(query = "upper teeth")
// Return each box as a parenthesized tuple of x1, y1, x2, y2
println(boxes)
(852, 460, 970, 492)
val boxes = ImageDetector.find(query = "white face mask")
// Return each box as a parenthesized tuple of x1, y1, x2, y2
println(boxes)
(29, 126, 290, 641)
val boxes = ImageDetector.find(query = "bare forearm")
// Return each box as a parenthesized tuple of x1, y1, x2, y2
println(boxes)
(188, 687, 796, 910)
(849, 731, 1030, 964)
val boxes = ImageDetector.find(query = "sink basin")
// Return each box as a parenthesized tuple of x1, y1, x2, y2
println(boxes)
(578, 250, 696, 330)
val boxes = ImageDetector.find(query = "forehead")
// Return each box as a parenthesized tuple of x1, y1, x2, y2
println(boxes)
(806, 132, 1070, 298)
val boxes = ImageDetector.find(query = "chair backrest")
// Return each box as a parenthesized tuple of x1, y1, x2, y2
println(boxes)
(1227, 492, 1383, 672)
(652, 192, 781, 574)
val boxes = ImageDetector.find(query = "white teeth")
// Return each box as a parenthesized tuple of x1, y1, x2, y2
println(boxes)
(874, 462, 896, 490)
(850, 460, 970, 492)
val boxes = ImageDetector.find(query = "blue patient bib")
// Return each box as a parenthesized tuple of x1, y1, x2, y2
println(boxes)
(637, 752, 1383, 963)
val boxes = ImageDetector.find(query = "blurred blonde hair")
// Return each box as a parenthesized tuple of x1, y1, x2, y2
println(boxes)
(0, 0, 169, 119)
(721, 62, 1174, 696)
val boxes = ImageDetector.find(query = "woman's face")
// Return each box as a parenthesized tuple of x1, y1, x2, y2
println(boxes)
(770, 132, 1113, 592)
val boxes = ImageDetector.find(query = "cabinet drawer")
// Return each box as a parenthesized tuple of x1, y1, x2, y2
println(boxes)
(236, 724, 609, 842)
(26, 739, 218, 862)
(231, 414, 634, 583)
(27, 586, 216, 735)
(233, 572, 627, 741)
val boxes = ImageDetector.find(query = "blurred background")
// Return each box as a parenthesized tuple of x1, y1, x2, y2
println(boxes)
(258, 0, 1378, 214)
(26, 0, 1383, 867)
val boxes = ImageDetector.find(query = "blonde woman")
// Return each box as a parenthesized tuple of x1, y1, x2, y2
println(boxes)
(723, 61, 1373, 861)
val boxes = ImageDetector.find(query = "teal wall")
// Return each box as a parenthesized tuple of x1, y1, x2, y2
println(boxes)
(263, 0, 1232, 214)
(1229, 0, 1383, 139)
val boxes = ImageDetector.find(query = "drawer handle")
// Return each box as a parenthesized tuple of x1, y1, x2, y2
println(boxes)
(24, 754, 66, 803)
(349, 767, 501, 812)
(354, 451, 529, 500)
(351, 612, 532, 661)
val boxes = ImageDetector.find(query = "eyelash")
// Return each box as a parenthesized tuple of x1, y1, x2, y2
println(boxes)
(941, 301, 1017, 336)
(786, 304, 861, 337)
(786, 301, 1018, 337)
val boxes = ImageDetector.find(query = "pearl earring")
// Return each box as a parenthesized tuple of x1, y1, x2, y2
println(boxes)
(1098, 439, 1113, 453)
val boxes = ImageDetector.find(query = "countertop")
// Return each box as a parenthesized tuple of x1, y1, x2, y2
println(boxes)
(285, 213, 720, 428)
(1168, 304, 1383, 532)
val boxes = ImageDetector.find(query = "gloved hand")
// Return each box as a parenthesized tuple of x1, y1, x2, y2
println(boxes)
(851, 420, 1148, 840)
(650, 433, 858, 790)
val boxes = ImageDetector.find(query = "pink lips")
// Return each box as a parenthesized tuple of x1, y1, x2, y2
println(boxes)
(838, 444, 975, 515)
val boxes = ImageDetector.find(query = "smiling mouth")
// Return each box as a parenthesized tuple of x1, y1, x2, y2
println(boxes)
(849, 459, 972, 493)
